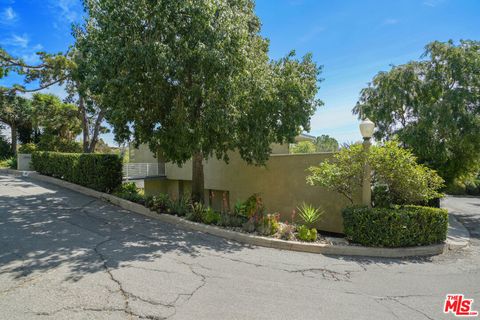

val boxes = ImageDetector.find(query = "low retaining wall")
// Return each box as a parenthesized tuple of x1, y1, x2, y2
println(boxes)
(0, 169, 453, 258)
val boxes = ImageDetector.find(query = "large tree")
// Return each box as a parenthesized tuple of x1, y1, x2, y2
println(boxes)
(0, 93, 32, 155)
(354, 40, 480, 184)
(80, 0, 322, 202)
(315, 134, 339, 152)
(0, 46, 107, 153)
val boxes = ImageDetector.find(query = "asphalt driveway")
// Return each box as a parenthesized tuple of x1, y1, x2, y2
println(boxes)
(0, 173, 479, 319)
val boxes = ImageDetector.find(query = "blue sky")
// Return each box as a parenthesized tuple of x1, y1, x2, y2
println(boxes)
(1, 0, 479, 145)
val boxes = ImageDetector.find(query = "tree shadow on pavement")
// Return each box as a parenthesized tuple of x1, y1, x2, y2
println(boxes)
(0, 177, 246, 282)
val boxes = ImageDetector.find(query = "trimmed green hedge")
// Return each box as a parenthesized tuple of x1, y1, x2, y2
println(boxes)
(342, 205, 448, 247)
(32, 151, 122, 193)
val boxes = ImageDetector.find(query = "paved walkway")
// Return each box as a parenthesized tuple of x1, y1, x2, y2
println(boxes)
(0, 173, 479, 319)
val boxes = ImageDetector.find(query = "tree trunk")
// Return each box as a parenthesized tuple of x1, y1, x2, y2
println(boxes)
(79, 96, 90, 153)
(191, 151, 205, 203)
(87, 111, 104, 153)
(11, 123, 17, 156)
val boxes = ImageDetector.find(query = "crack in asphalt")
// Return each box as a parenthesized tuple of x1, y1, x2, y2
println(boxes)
(93, 238, 138, 319)
(287, 267, 352, 281)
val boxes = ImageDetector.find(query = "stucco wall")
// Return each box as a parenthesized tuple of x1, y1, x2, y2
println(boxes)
(129, 144, 160, 163)
(146, 152, 361, 234)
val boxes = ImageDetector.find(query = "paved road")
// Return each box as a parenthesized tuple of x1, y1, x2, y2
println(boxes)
(0, 173, 479, 320)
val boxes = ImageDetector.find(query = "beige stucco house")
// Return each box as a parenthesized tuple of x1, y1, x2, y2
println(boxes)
(128, 134, 360, 234)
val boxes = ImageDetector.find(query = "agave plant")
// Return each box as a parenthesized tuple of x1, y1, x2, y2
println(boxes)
(297, 203, 324, 228)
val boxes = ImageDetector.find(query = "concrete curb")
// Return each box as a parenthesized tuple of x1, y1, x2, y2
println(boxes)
(446, 214, 470, 250)
(3, 169, 458, 258)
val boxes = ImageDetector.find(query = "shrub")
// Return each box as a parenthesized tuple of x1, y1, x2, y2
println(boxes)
(307, 141, 444, 206)
(18, 143, 37, 154)
(0, 136, 12, 159)
(203, 208, 221, 225)
(342, 205, 448, 247)
(218, 213, 247, 228)
(297, 225, 317, 242)
(297, 203, 323, 228)
(168, 195, 191, 216)
(147, 193, 170, 212)
(290, 141, 316, 154)
(465, 179, 480, 196)
(256, 213, 280, 236)
(31, 151, 122, 193)
(187, 202, 206, 222)
(37, 135, 83, 153)
(113, 182, 145, 204)
(244, 193, 265, 218)
(0, 157, 16, 169)
(279, 222, 295, 240)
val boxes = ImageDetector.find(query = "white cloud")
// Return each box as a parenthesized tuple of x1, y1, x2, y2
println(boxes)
(1, 34, 43, 64)
(49, 0, 82, 25)
(1, 6, 17, 24)
(2, 33, 29, 48)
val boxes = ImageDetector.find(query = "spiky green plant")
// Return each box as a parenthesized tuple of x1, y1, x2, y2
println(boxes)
(297, 203, 324, 228)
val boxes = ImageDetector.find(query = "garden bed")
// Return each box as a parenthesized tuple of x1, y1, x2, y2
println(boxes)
(2, 169, 452, 258)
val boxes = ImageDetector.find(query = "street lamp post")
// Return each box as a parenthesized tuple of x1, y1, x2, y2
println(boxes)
(359, 118, 375, 207)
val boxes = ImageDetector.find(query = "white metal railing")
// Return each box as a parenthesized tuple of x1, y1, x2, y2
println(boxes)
(123, 162, 166, 180)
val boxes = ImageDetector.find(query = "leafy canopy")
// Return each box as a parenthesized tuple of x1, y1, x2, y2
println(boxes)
(290, 141, 317, 154)
(354, 40, 480, 184)
(79, 0, 322, 166)
(307, 141, 444, 206)
(315, 135, 339, 152)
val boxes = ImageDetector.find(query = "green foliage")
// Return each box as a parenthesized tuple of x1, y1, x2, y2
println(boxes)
(0, 93, 32, 154)
(0, 156, 16, 169)
(297, 203, 324, 228)
(354, 40, 480, 184)
(187, 202, 207, 222)
(256, 214, 280, 236)
(203, 208, 221, 225)
(0, 134, 12, 159)
(113, 182, 145, 204)
(446, 175, 480, 196)
(296, 225, 317, 242)
(18, 143, 36, 154)
(218, 213, 247, 228)
(369, 141, 445, 206)
(147, 193, 170, 213)
(36, 134, 83, 153)
(315, 135, 339, 152)
(31, 93, 81, 139)
(79, 0, 322, 200)
(243, 194, 265, 219)
(168, 195, 191, 217)
(307, 143, 365, 204)
(290, 141, 316, 154)
(307, 141, 444, 206)
(31, 151, 122, 193)
(342, 205, 448, 247)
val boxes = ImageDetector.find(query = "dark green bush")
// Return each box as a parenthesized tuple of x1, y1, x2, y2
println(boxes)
(146, 193, 171, 213)
(0, 136, 12, 159)
(342, 205, 448, 247)
(32, 151, 122, 193)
